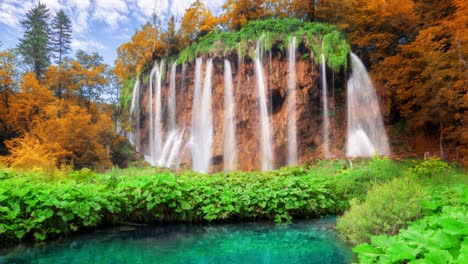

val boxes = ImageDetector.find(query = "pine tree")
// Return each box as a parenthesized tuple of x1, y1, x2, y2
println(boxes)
(50, 10, 72, 66)
(17, 2, 51, 77)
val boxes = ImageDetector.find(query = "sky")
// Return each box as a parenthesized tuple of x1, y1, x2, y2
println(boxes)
(0, 0, 224, 65)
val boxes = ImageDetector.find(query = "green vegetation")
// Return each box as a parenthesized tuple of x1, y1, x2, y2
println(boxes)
(337, 176, 426, 245)
(0, 157, 400, 244)
(338, 158, 467, 263)
(177, 18, 350, 72)
(1, 157, 465, 264)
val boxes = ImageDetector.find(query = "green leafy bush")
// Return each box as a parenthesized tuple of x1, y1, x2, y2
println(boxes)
(353, 206, 467, 263)
(337, 176, 426, 245)
(411, 157, 450, 178)
(0, 166, 347, 244)
(332, 156, 403, 203)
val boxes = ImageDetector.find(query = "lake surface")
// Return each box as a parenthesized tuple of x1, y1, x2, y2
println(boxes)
(0, 217, 351, 264)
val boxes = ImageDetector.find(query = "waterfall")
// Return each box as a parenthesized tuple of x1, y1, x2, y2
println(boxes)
(223, 59, 237, 171)
(321, 53, 330, 158)
(346, 53, 390, 157)
(129, 78, 140, 151)
(287, 37, 298, 166)
(254, 41, 274, 171)
(144, 61, 163, 166)
(181, 63, 187, 113)
(165, 128, 186, 168)
(154, 62, 163, 164)
(158, 129, 178, 166)
(191, 58, 214, 173)
(191, 58, 202, 171)
(145, 65, 156, 164)
(168, 62, 177, 132)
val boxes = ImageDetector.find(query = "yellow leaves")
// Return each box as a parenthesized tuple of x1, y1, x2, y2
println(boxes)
(4, 100, 113, 170)
(221, 0, 267, 30)
(2, 134, 57, 172)
(180, 0, 217, 44)
(0, 50, 16, 94)
(4, 73, 54, 134)
(200, 10, 217, 35)
(2, 62, 113, 170)
(114, 22, 157, 80)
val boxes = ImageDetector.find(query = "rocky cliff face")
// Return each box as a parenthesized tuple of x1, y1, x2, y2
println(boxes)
(136, 53, 347, 172)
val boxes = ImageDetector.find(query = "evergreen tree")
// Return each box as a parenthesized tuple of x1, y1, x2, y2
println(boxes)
(17, 2, 51, 77)
(50, 10, 72, 65)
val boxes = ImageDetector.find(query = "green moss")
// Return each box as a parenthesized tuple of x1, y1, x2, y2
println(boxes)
(177, 18, 350, 72)
(119, 76, 137, 111)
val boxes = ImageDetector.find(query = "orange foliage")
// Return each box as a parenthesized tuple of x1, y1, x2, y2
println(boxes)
(114, 22, 158, 80)
(2, 134, 57, 171)
(335, 0, 419, 63)
(220, 0, 268, 30)
(5, 72, 55, 134)
(1, 67, 115, 170)
(180, 0, 217, 46)
(70, 60, 107, 102)
(0, 50, 16, 108)
(30, 103, 113, 170)
(373, 0, 467, 163)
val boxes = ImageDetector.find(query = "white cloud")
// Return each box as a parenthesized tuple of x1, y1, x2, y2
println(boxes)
(93, 0, 129, 30)
(71, 38, 105, 51)
(41, 0, 62, 13)
(67, 0, 91, 33)
(135, 0, 224, 23)
(0, 1, 35, 28)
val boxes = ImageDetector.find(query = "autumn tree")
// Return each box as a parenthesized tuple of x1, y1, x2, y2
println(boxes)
(0, 50, 18, 110)
(220, 0, 268, 30)
(332, 0, 419, 64)
(374, 0, 467, 162)
(161, 15, 179, 57)
(17, 2, 51, 77)
(114, 22, 158, 80)
(0, 49, 20, 154)
(180, 0, 217, 46)
(5, 72, 56, 134)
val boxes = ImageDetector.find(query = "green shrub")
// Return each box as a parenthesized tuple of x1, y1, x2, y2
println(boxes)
(411, 157, 450, 178)
(353, 206, 468, 263)
(337, 176, 426, 245)
(0, 167, 344, 244)
(332, 156, 402, 203)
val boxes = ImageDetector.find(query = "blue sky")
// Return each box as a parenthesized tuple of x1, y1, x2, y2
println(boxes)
(0, 0, 224, 65)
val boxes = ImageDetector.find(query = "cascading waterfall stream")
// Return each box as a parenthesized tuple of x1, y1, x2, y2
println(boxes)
(287, 37, 298, 166)
(223, 59, 237, 172)
(321, 53, 330, 158)
(145, 65, 155, 164)
(129, 78, 140, 150)
(153, 62, 163, 164)
(191, 58, 214, 173)
(191, 58, 203, 171)
(158, 130, 178, 166)
(255, 40, 274, 171)
(168, 62, 177, 132)
(129, 39, 389, 172)
(166, 128, 186, 168)
(346, 53, 390, 157)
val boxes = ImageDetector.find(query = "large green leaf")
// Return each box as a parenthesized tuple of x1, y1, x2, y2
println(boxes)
(387, 240, 419, 262)
(423, 249, 453, 264)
